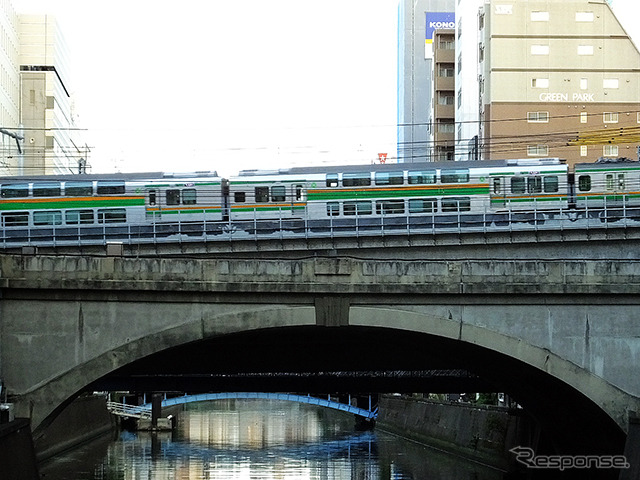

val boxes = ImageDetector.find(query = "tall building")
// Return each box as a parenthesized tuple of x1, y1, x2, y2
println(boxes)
(0, 1, 21, 175)
(457, 0, 640, 167)
(397, 0, 454, 163)
(19, 14, 87, 175)
(431, 28, 455, 161)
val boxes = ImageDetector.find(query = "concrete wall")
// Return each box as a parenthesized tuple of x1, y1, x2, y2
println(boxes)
(377, 395, 535, 471)
(0, 418, 39, 480)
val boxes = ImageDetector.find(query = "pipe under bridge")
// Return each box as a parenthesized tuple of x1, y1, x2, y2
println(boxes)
(138, 392, 378, 420)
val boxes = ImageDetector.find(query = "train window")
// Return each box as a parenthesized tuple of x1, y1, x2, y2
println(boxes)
(544, 176, 559, 193)
(527, 176, 543, 193)
(409, 198, 437, 213)
(271, 185, 286, 202)
(97, 209, 126, 223)
(182, 188, 197, 205)
(441, 169, 469, 183)
(618, 174, 625, 191)
(295, 185, 303, 201)
(65, 181, 93, 196)
(408, 170, 436, 184)
(97, 181, 125, 195)
(166, 189, 181, 205)
(376, 200, 405, 215)
(605, 174, 615, 192)
(442, 197, 471, 212)
(33, 182, 61, 197)
(492, 178, 501, 194)
(578, 175, 592, 192)
(234, 192, 246, 203)
(343, 201, 372, 215)
(375, 171, 404, 185)
(66, 210, 94, 225)
(255, 187, 269, 202)
(342, 173, 371, 187)
(511, 177, 526, 194)
(148, 190, 157, 206)
(1, 183, 28, 198)
(2, 211, 28, 226)
(326, 174, 339, 187)
(326, 202, 340, 216)
(33, 211, 63, 226)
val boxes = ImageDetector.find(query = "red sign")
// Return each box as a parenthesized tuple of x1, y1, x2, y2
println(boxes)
(378, 153, 388, 164)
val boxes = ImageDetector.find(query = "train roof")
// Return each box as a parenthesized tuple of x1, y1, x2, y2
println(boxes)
(0, 171, 219, 182)
(237, 158, 566, 176)
(575, 157, 640, 171)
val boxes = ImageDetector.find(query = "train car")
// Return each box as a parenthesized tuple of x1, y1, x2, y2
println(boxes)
(0, 171, 224, 245)
(574, 157, 640, 220)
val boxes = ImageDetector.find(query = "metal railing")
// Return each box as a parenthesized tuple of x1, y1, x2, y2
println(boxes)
(106, 401, 152, 419)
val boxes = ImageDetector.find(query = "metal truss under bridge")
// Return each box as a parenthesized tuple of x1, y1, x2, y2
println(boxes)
(141, 392, 379, 420)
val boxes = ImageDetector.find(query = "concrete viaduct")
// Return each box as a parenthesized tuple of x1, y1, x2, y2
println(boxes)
(1, 233, 640, 459)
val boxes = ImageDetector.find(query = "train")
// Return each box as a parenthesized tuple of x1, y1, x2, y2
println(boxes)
(0, 156, 638, 247)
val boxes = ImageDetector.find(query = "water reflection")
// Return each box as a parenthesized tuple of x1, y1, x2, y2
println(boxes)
(39, 399, 504, 479)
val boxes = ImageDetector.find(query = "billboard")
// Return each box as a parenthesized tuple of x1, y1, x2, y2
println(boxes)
(425, 12, 455, 58)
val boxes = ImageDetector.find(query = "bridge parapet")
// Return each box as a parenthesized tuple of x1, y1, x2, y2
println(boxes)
(1, 255, 640, 295)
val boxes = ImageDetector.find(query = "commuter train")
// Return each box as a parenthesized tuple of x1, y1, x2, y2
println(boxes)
(0, 157, 638, 247)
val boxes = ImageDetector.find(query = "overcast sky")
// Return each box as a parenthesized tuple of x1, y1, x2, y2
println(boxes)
(13, 0, 640, 177)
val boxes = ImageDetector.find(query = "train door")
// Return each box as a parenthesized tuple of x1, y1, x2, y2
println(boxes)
(604, 172, 626, 203)
(221, 179, 230, 222)
(489, 177, 506, 208)
(291, 183, 305, 215)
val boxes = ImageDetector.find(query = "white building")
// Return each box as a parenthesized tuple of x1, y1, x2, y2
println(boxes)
(0, 1, 21, 175)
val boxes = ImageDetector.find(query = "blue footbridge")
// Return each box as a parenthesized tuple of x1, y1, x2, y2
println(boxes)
(134, 392, 378, 420)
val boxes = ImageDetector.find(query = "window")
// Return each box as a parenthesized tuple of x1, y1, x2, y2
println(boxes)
(234, 191, 246, 203)
(576, 12, 594, 22)
(255, 187, 269, 202)
(342, 173, 371, 187)
(65, 210, 94, 225)
(603, 79, 619, 89)
(182, 188, 197, 205)
(441, 169, 469, 183)
(438, 93, 454, 105)
(638, 112, 640, 123)
(603, 112, 619, 123)
(294, 185, 303, 201)
(578, 175, 591, 192)
(376, 200, 405, 215)
(437, 121, 455, 133)
(326, 174, 338, 187)
(148, 190, 156, 206)
(65, 181, 93, 196)
(97, 181, 125, 195)
(408, 198, 437, 213)
(604, 145, 619, 157)
(2, 211, 28, 226)
(527, 111, 549, 123)
(532, 78, 549, 88)
(528, 176, 542, 193)
(271, 185, 286, 202)
(441, 197, 471, 212)
(531, 11, 549, 21)
(1, 183, 28, 198)
(97, 209, 126, 223)
(375, 171, 403, 185)
(438, 65, 454, 77)
(166, 189, 180, 205)
(343, 201, 372, 216)
(580, 112, 588, 124)
(577, 45, 594, 55)
(326, 202, 340, 216)
(580, 78, 588, 90)
(457, 53, 462, 74)
(408, 170, 436, 184)
(580, 145, 588, 157)
(511, 177, 526, 194)
(527, 145, 549, 156)
(531, 45, 549, 55)
(33, 182, 60, 197)
(33, 211, 62, 226)
(544, 176, 559, 193)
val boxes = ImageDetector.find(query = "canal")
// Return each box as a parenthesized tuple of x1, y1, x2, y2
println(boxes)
(38, 399, 504, 479)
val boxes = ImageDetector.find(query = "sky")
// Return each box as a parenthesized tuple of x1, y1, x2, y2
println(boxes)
(12, 0, 640, 177)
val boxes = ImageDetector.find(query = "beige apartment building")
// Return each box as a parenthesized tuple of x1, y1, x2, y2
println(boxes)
(432, 29, 456, 161)
(462, 0, 640, 168)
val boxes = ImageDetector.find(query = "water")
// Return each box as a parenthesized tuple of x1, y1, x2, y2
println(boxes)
(39, 399, 504, 479)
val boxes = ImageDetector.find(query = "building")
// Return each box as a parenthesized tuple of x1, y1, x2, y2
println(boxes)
(431, 28, 455, 161)
(397, 0, 454, 163)
(19, 14, 87, 175)
(457, 0, 640, 167)
(0, 1, 21, 175)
